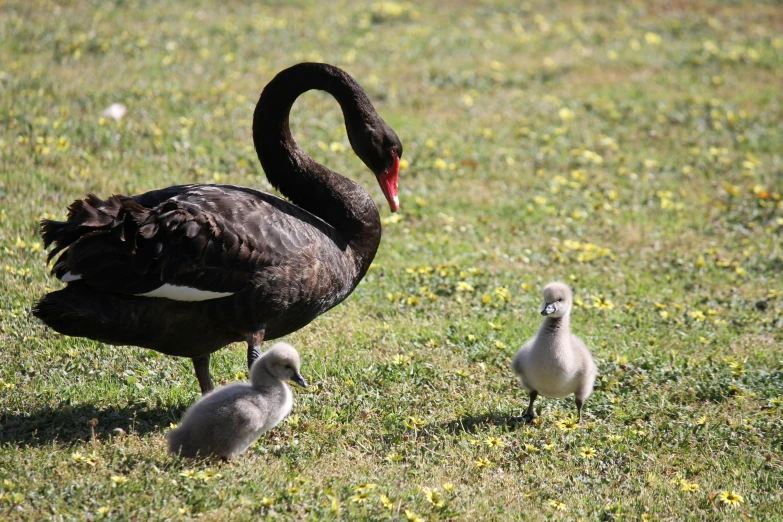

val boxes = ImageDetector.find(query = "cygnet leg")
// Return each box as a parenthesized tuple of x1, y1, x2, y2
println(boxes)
(575, 397, 584, 423)
(192, 354, 214, 395)
(522, 390, 539, 422)
(246, 330, 265, 370)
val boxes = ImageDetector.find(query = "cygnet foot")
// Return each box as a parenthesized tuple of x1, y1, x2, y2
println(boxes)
(512, 390, 538, 424)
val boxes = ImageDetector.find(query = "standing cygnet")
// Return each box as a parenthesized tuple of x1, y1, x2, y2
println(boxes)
(511, 282, 597, 423)
(167, 342, 307, 459)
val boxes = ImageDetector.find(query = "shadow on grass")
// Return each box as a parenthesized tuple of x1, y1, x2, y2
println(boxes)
(434, 410, 517, 435)
(0, 402, 187, 447)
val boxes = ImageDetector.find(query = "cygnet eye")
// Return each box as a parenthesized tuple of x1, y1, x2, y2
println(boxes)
(285, 364, 292, 370)
(558, 298, 563, 302)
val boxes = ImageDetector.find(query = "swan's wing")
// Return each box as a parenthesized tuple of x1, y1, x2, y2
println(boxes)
(42, 185, 342, 297)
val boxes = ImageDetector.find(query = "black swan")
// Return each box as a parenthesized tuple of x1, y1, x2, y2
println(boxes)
(33, 63, 402, 394)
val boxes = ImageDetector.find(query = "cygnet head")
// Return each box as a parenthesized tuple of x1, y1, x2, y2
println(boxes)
(256, 342, 307, 387)
(540, 282, 573, 318)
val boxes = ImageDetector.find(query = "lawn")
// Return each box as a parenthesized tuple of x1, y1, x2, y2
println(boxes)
(1, 0, 782, 520)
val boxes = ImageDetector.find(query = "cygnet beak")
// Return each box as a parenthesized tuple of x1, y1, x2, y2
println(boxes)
(541, 302, 556, 316)
(291, 373, 308, 387)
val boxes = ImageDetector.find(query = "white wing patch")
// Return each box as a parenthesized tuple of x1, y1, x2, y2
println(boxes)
(138, 284, 234, 301)
(61, 272, 82, 282)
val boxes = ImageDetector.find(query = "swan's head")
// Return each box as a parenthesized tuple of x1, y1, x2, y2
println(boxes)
(541, 282, 573, 318)
(258, 342, 307, 387)
(347, 115, 403, 213)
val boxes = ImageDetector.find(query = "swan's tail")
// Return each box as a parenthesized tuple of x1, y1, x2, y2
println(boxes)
(32, 283, 236, 356)
(32, 283, 160, 348)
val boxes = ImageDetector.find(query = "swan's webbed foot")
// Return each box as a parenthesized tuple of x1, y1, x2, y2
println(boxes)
(192, 354, 214, 395)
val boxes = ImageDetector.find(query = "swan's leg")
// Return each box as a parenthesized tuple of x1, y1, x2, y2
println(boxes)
(192, 354, 214, 394)
(246, 330, 265, 370)
(523, 390, 539, 422)
(575, 397, 584, 423)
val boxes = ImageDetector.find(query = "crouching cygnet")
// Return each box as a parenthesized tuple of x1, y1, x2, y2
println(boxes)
(167, 342, 307, 459)
(512, 282, 597, 423)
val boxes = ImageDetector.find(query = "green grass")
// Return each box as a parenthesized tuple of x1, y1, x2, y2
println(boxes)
(1, 0, 782, 519)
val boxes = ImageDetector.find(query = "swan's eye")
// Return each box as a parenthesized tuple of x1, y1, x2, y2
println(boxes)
(557, 298, 563, 302)
(389, 147, 397, 157)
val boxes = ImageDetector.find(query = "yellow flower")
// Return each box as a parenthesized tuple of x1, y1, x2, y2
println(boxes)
(380, 494, 394, 509)
(645, 32, 662, 45)
(593, 296, 615, 310)
(422, 487, 445, 507)
(71, 451, 96, 466)
(456, 281, 474, 292)
(405, 509, 426, 522)
(261, 497, 274, 507)
(485, 436, 504, 448)
(474, 457, 492, 469)
(350, 492, 370, 503)
(579, 447, 596, 458)
(353, 483, 377, 492)
(680, 482, 699, 492)
(197, 470, 222, 481)
(442, 482, 454, 493)
(729, 361, 744, 376)
(556, 419, 579, 431)
(548, 499, 567, 511)
(718, 490, 743, 505)
(392, 354, 411, 365)
(110, 475, 128, 486)
(494, 287, 511, 301)
(688, 310, 706, 321)
(97, 506, 111, 516)
(558, 108, 574, 122)
(494, 341, 507, 349)
(385, 451, 403, 463)
(403, 417, 425, 429)
(382, 213, 403, 225)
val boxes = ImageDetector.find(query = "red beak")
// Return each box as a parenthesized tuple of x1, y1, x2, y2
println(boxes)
(378, 155, 400, 212)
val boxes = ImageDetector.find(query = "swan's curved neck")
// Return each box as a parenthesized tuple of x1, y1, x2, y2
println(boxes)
(250, 361, 284, 391)
(252, 64, 381, 257)
(540, 314, 570, 337)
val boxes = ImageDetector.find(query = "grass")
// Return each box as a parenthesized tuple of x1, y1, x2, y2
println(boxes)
(1, 0, 782, 519)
